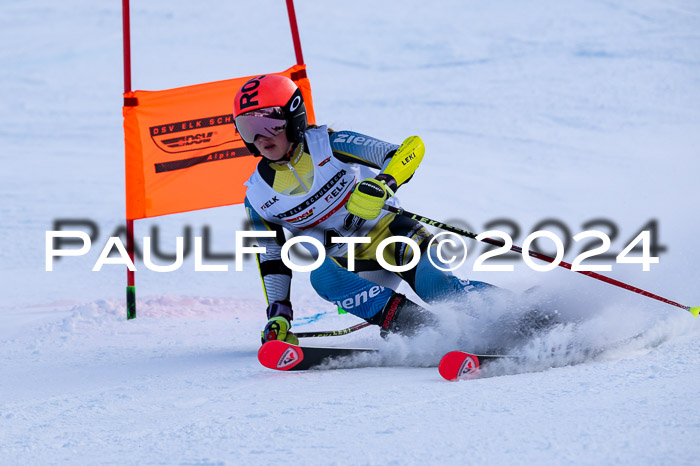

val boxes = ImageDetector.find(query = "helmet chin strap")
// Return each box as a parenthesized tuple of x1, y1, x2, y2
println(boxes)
(278, 139, 304, 163)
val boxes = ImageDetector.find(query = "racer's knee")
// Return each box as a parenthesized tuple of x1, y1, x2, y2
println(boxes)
(310, 258, 393, 319)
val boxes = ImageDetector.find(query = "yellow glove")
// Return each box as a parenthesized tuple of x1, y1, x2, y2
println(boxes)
(346, 178, 395, 220)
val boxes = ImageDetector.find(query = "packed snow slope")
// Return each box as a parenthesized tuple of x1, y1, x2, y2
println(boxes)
(1, 0, 699, 464)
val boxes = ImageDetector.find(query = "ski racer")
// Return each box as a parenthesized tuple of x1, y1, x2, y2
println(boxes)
(234, 74, 494, 345)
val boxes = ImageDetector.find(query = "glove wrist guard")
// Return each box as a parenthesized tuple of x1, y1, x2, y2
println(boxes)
(375, 173, 398, 192)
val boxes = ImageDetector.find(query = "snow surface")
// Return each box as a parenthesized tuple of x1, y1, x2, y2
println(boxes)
(1, 0, 699, 464)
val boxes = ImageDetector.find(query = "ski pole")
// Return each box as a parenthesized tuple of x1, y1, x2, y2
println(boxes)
(295, 322, 372, 338)
(384, 205, 699, 317)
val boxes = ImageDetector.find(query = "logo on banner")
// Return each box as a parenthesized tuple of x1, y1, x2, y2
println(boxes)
(160, 132, 214, 148)
(149, 114, 237, 154)
(149, 114, 255, 174)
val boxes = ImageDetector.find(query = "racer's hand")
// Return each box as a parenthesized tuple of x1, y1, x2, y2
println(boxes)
(345, 177, 395, 220)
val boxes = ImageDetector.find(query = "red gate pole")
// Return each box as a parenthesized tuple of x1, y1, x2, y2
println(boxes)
(123, 0, 136, 319)
(286, 0, 305, 65)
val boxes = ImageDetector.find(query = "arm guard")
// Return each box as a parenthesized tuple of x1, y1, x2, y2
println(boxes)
(379, 136, 425, 188)
(329, 131, 424, 190)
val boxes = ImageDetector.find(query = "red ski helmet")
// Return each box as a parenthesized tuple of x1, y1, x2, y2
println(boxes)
(233, 75, 307, 156)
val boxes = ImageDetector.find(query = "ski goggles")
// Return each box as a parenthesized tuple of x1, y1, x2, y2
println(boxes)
(234, 107, 287, 143)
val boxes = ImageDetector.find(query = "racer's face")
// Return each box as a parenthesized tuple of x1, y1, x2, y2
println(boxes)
(254, 131, 293, 163)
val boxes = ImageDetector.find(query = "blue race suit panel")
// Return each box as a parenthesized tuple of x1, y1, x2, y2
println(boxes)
(412, 246, 493, 303)
(310, 258, 394, 319)
(310, 245, 493, 320)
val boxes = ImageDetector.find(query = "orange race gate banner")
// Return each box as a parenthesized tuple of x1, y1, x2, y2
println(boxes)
(123, 64, 315, 220)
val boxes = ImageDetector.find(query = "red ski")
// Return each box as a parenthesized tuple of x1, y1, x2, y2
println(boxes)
(438, 351, 511, 381)
(259, 341, 511, 379)
(258, 340, 378, 372)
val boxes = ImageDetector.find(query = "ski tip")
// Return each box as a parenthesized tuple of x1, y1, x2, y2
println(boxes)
(689, 306, 699, 318)
(438, 351, 480, 381)
(258, 340, 304, 371)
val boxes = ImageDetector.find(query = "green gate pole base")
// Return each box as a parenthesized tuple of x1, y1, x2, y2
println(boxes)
(127, 286, 136, 320)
